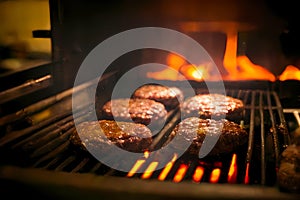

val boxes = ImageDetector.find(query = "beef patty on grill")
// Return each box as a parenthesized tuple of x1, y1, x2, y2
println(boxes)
(70, 120, 153, 153)
(169, 117, 248, 156)
(132, 84, 184, 110)
(181, 93, 244, 121)
(101, 98, 167, 128)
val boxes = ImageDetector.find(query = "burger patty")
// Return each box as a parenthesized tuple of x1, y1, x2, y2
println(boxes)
(181, 93, 244, 121)
(278, 144, 300, 193)
(169, 117, 248, 156)
(132, 84, 184, 110)
(101, 98, 167, 128)
(70, 120, 153, 153)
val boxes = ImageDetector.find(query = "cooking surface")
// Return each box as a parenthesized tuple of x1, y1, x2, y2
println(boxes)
(0, 76, 297, 198)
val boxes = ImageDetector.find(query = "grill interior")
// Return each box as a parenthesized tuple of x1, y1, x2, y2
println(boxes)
(0, 74, 292, 188)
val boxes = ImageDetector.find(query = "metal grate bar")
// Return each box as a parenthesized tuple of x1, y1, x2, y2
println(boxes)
(11, 115, 74, 149)
(266, 91, 280, 169)
(245, 91, 256, 167)
(272, 91, 291, 147)
(30, 127, 74, 159)
(54, 155, 77, 171)
(259, 91, 266, 185)
(70, 158, 90, 173)
(33, 140, 71, 167)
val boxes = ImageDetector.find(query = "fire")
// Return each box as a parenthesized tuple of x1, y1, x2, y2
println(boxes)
(141, 161, 159, 179)
(173, 164, 189, 183)
(278, 65, 300, 81)
(222, 32, 276, 81)
(227, 153, 238, 183)
(146, 31, 295, 82)
(244, 163, 250, 184)
(210, 168, 221, 183)
(126, 159, 145, 178)
(127, 151, 150, 177)
(193, 166, 204, 182)
(158, 153, 178, 181)
(147, 54, 187, 81)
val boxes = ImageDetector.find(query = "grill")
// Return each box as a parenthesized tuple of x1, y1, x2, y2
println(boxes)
(1, 0, 300, 199)
(0, 74, 297, 199)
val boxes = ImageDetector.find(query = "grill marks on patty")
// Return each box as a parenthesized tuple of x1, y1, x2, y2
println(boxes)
(169, 117, 248, 156)
(70, 120, 153, 153)
(101, 98, 167, 127)
(132, 84, 184, 110)
(181, 93, 245, 121)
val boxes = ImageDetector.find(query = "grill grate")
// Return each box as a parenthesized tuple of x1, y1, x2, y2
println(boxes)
(0, 83, 291, 186)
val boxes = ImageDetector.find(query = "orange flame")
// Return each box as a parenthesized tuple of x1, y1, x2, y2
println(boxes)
(193, 166, 204, 182)
(144, 150, 150, 159)
(244, 163, 250, 184)
(127, 159, 145, 177)
(227, 154, 237, 183)
(210, 168, 221, 183)
(223, 33, 275, 81)
(173, 164, 189, 183)
(158, 154, 178, 181)
(146, 32, 285, 82)
(141, 161, 158, 179)
(278, 65, 300, 81)
(127, 151, 150, 177)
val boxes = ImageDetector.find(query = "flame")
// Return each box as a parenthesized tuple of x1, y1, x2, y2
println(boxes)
(158, 153, 177, 181)
(193, 166, 204, 182)
(210, 168, 221, 183)
(244, 163, 250, 184)
(141, 161, 158, 179)
(147, 32, 282, 82)
(173, 164, 189, 183)
(144, 150, 150, 159)
(223, 33, 276, 81)
(227, 154, 238, 183)
(278, 65, 300, 81)
(147, 53, 187, 81)
(127, 159, 145, 177)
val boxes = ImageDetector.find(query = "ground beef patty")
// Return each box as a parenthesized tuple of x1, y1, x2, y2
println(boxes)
(70, 120, 153, 153)
(181, 93, 244, 121)
(132, 84, 184, 110)
(169, 117, 248, 156)
(101, 98, 167, 128)
(278, 128, 300, 193)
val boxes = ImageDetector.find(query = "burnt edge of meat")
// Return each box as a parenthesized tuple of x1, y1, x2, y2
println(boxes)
(70, 120, 153, 153)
